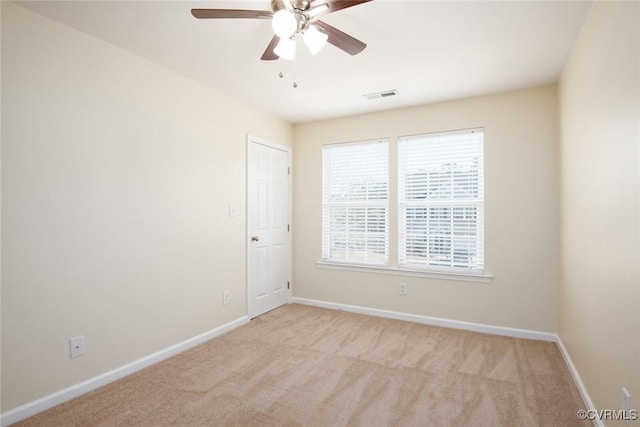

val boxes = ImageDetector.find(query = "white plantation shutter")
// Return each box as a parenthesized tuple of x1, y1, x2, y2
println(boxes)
(398, 129, 484, 272)
(323, 139, 389, 264)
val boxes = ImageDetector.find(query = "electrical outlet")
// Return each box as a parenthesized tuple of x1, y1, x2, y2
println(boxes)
(69, 336, 85, 358)
(398, 283, 407, 296)
(223, 290, 231, 305)
(228, 204, 236, 217)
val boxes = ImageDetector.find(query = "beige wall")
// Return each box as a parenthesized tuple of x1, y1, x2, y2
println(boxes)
(1, 2, 291, 411)
(559, 1, 640, 422)
(293, 85, 560, 332)
(5, 0, 637, 418)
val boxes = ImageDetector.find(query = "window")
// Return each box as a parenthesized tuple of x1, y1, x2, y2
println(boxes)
(320, 130, 485, 279)
(398, 129, 484, 272)
(322, 139, 389, 265)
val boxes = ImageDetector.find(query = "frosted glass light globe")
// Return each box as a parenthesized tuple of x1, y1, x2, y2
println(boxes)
(303, 25, 328, 55)
(274, 37, 296, 61)
(272, 10, 297, 39)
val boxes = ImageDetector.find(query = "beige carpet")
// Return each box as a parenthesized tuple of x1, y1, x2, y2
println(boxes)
(15, 304, 589, 426)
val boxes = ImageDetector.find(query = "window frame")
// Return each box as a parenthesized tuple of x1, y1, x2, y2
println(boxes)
(318, 129, 491, 283)
(321, 138, 390, 266)
(398, 128, 485, 275)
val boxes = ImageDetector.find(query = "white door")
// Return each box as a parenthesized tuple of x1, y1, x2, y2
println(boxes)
(247, 136, 291, 318)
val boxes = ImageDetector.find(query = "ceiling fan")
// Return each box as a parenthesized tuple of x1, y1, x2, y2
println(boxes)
(191, 0, 372, 61)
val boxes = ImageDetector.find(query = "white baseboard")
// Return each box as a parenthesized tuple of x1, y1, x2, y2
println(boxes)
(0, 316, 249, 427)
(292, 297, 557, 342)
(555, 335, 602, 427)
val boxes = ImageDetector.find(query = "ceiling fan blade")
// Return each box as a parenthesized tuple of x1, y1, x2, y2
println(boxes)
(314, 20, 367, 56)
(310, 0, 372, 17)
(261, 35, 281, 61)
(191, 9, 273, 19)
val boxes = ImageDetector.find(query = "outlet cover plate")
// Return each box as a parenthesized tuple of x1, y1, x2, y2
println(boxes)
(398, 283, 407, 296)
(70, 336, 85, 358)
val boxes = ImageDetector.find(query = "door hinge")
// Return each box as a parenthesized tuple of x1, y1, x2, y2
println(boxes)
(287, 224, 290, 232)
(287, 281, 290, 290)
(288, 167, 290, 175)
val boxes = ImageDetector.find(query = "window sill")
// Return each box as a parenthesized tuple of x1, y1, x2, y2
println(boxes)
(316, 261, 493, 283)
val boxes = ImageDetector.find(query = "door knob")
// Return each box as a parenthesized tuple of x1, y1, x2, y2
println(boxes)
(251, 236, 260, 242)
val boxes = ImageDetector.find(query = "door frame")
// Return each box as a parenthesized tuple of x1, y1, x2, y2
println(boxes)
(246, 134, 292, 319)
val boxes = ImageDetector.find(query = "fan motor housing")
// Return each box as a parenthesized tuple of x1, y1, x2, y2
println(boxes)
(271, 0, 311, 12)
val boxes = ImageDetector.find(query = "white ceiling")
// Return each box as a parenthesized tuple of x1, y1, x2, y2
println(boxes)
(16, 0, 591, 123)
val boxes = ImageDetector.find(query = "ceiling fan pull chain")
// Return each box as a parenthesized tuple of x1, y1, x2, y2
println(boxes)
(293, 49, 298, 88)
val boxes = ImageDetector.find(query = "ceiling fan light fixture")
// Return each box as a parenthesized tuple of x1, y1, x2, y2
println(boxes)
(272, 10, 297, 39)
(303, 25, 328, 55)
(274, 36, 296, 60)
(191, 0, 371, 61)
